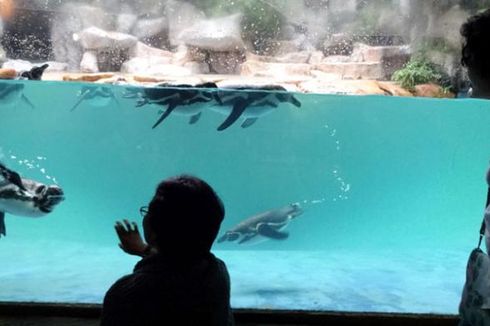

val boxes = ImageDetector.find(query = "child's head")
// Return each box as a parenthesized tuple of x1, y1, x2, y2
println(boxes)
(461, 9, 490, 98)
(143, 175, 225, 256)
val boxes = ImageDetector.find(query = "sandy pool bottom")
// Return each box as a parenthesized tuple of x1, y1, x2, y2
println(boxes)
(0, 240, 467, 314)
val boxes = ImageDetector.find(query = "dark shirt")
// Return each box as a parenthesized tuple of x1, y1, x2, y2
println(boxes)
(100, 252, 234, 326)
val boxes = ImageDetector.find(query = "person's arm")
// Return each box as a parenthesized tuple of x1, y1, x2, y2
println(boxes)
(114, 219, 156, 257)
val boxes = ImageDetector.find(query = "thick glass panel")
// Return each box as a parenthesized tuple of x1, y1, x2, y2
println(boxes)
(1, 80, 489, 313)
(1, 0, 490, 316)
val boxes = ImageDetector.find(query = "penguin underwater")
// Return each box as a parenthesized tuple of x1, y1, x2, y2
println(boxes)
(0, 163, 64, 237)
(131, 83, 301, 131)
(132, 82, 220, 129)
(0, 64, 49, 109)
(70, 85, 118, 111)
(217, 202, 303, 245)
(211, 85, 302, 131)
(0, 81, 34, 109)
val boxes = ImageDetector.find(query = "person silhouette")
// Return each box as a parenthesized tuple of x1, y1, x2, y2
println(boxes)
(101, 175, 234, 326)
(461, 9, 490, 99)
(458, 9, 490, 326)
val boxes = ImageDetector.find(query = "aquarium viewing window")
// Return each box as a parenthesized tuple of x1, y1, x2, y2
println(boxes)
(1, 0, 490, 317)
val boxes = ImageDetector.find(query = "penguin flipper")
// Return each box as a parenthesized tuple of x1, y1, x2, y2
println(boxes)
(0, 212, 6, 237)
(122, 88, 139, 99)
(21, 94, 35, 110)
(70, 91, 89, 111)
(0, 165, 26, 191)
(135, 97, 149, 107)
(152, 102, 177, 129)
(217, 233, 228, 243)
(238, 234, 256, 244)
(257, 223, 289, 240)
(9, 170, 26, 191)
(241, 118, 258, 128)
(217, 99, 249, 131)
(217, 231, 240, 243)
(212, 93, 223, 105)
(189, 112, 202, 124)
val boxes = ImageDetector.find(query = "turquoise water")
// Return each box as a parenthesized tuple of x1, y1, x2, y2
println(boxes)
(1, 79, 490, 313)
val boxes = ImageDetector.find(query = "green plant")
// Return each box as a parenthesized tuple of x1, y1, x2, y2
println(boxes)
(391, 57, 443, 90)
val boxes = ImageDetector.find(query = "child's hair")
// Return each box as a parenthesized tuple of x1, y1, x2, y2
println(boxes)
(461, 9, 490, 79)
(147, 175, 225, 255)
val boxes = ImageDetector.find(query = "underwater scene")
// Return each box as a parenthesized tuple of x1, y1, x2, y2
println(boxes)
(1, 79, 490, 314)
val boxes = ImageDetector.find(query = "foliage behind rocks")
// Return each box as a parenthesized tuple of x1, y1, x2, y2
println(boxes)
(391, 56, 446, 90)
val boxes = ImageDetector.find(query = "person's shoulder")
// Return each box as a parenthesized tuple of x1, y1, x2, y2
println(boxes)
(104, 273, 134, 297)
(113, 270, 140, 285)
(103, 269, 152, 302)
(101, 272, 144, 326)
(208, 254, 231, 280)
(209, 253, 228, 268)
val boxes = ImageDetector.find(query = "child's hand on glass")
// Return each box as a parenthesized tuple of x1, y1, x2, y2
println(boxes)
(115, 219, 150, 257)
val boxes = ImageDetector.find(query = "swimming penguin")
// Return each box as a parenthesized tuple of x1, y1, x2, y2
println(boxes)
(18, 64, 49, 81)
(0, 81, 35, 109)
(135, 82, 220, 128)
(217, 202, 303, 245)
(211, 85, 301, 131)
(121, 86, 143, 100)
(71, 85, 118, 111)
(0, 163, 26, 191)
(0, 164, 64, 237)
